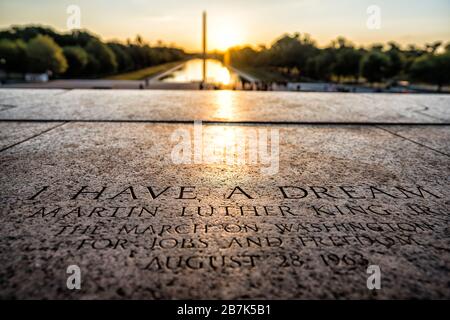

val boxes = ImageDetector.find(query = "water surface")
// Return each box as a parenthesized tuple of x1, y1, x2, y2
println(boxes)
(160, 59, 239, 85)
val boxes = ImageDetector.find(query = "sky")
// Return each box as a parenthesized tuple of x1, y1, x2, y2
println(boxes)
(0, 0, 449, 51)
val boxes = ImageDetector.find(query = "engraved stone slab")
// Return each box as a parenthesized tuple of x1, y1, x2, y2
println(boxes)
(1, 122, 449, 299)
(0, 121, 64, 151)
(1, 89, 449, 123)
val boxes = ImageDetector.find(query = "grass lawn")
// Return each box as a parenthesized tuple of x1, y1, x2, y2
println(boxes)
(105, 61, 183, 80)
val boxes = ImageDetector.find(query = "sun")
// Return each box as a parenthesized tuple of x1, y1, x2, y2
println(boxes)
(212, 24, 243, 51)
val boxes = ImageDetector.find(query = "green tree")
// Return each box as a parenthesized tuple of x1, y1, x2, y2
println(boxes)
(268, 33, 318, 74)
(360, 51, 390, 84)
(410, 52, 450, 92)
(229, 46, 258, 67)
(306, 49, 336, 81)
(385, 42, 405, 79)
(108, 43, 134, 72)
(0, 25, 186, 77)
(0, 39, 27, 72)
(85, 39, 117, 74)
(333, 47, 363, 82)
(26, 35, 67, 74)
(63, 46, 88, 76)
(425, 41, 442, 54)
(403, 44, 426, 72)
(85, 54, 101, 76)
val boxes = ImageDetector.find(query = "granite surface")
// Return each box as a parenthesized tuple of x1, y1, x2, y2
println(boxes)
(1, 89, 449, 122)
(0, 89, 449, 299)
(0, 121, 64, 151)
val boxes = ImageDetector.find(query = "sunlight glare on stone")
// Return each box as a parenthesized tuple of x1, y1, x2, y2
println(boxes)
(203, 125, 238, 164)
(214, 90, 235, 120)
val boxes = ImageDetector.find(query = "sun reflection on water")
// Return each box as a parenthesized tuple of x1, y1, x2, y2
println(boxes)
(160, 59, 238, 86)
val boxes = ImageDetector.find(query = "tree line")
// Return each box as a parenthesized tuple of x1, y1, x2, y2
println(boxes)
(0, 26, 187, 78)
(227, 33, 450, 90)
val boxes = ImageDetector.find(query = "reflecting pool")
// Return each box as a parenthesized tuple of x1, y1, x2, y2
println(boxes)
(159, 59, 240, 85)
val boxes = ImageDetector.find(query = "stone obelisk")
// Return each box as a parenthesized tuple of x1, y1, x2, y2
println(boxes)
(202, 11, 207, 84)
